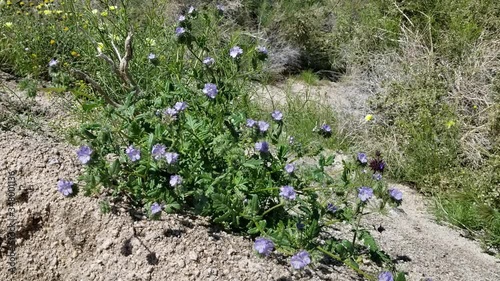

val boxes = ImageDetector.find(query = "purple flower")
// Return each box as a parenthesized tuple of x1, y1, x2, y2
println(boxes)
(388, 188, 403, 201)
(320, 124, 332, 133)
(357, 152, 368, 164)
(257, 121, 269, 132)
(254, 237, 274, 256)
(369, 152, 386, 173)
(378, 271, 394, 281)
(152, 144, 166, 160)
(256, 46, 268, 55)
(229, 46, 243, 58)
(279, 185, 296, 200)
(246, 119, 256, 128)
(77, 145, 93, 164)
(151, 202, 162, 215)
(165, 152, 179, 165)
(170, 175, 182, 187)
(373, 173, 382, 181)
(126, 145, 141, 162)
(290, 250, 311, 269)
(327, 203, 338, 213)
(163, 107, 177, 116)
(284, 163, 295, 174)
(57, 179, 73, 196)
(174, 101, 187, 112)
(178, 15, 186, 22)
(148, 53, 156, 60)
(271, 110, 283, 121)
(203, 83, 218, 99)
(203, 57, 215, 66)
(255, 141, 269, 153)
(48, 58, 58, 67)
(175, 27, 186, 36)
(358, 186, 374, 202)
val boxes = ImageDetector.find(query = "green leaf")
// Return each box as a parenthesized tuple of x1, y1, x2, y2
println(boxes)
(242, 159, 263, 169)
(360, 230, 379, 251)
(108, 159, 120, 176)
(395, 272, 407, 281)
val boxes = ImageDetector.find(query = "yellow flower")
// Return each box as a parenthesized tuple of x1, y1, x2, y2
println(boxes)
(31, 53, 37, 58)
(55, 10, 63, 14)
(109, 5, 117, 11)
(100, 10, 108, 17)
(365, 114, 373, 121)
(97, 42, 104, 52)
(71, 50, 79, 57)
(4, 22, 13, 28)
(50, 39, 55, 45)
(446, 120, 455, 129)
(92, 9, 98, 14)
(145, 38, 156, 47)
(19, 1, 24, 6)
(7, 0, 11, 5)
(108, 34, 120, 41)
(36, 4, 42, 9)
(63, 26, 69, 31)
(43, 10, 52, 15)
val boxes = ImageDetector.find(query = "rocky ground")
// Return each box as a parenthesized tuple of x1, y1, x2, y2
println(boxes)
(0, 72, 499, 280)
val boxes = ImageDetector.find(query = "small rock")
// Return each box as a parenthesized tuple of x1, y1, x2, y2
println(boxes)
(188, 251, 198, 261)
(177, 260, 185, 268)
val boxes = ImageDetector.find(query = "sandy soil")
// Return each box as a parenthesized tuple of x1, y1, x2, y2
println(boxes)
(1, 73, 498, 280)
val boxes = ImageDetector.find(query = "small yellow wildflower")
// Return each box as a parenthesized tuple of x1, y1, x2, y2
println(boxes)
(146, 38, 157, 47)
(44, 0, 48, 3)
(43, 10, 52, 15)
(31, 53, 37, 58)
(7, 0, 11, 5)
(17, 10, 21, 15)
(50, 39, 55, 45)
(55, 10, 63, 14)
(4, 22, 13, 28)
(100, 10, 108, 17)
(109, 34, 120, 41)
(63, 62, 69, 67)
(92, 9, 98, 14)
(473, 105, 478, 109)
(71, 50, 80, 57)
(446, 120, 455, 129)
(109, 5, 117, 11)
(36, 4, 43, 9)
(20, 1, 24, 6)
(63, 26, 69, 31)
(365, 114, 373, 121)
(97, 42, 104, 52)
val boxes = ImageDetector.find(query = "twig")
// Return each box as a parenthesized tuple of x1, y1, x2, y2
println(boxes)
(70, 68, 119, 107)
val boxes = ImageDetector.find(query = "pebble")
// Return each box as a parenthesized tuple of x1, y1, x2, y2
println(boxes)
(188, 251, 198, 261)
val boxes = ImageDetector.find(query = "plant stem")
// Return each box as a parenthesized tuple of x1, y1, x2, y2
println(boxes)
(316, 246, 376, 281)
(262, 202, 284, 216)
(351, 203, 364, 254)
